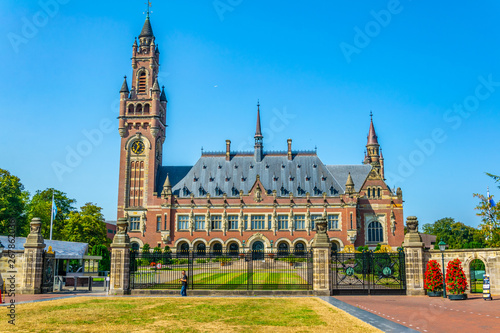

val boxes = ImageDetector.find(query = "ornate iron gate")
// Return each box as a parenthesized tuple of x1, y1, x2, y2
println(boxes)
(41, 252, 55, 293)
(130, 250, 313, 290)
(331, 250, 406, 295)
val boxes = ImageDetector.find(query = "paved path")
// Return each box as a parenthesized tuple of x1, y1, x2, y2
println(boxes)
(334, 294, 500, 333)
(319, 296, 417, 332)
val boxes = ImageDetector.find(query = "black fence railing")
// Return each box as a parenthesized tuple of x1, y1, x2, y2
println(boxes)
(130, 250, 313, 290)
(331, 250, 406, 295)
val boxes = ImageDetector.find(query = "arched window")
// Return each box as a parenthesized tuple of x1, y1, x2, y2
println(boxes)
(128, 104, 134, 114)
(131, 242, 140, 252)
(136, 104, 143, 114)
(367, 188, 371, 198)
(294, 242, 305, 255)
(138, 72, 147, 94)
(367, 221, 383, 243)
(213, 243, 223, 254)
(377, 188, 381, 199)
(144, 104, 150, 114)
(196, 243, 206, 256)
(278, 242, 289, 256)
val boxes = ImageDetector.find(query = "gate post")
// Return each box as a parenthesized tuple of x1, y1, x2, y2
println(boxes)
(110, 217, 131, 295)
(403, 216, 425, 296)
(21, 218, 46, 294)
(311, 217, 332, 295)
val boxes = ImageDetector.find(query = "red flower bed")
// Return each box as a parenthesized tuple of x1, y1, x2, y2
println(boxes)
(424, 260, 443, 292)
(446, 258, 468, 295)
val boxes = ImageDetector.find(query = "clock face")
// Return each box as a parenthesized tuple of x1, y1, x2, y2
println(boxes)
(131, 141, 145, 154)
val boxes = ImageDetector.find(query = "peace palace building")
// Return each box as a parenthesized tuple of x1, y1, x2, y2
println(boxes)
(117, 15, 405, 254)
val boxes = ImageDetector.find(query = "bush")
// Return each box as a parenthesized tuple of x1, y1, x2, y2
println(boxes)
(424, 260, 443, 292)
(446, 258, 468, 295)
(171, 258, 188, 265)
(142, 243, 151, 253)
(153, 246, 162, 254)
(137, 258, 149, 266)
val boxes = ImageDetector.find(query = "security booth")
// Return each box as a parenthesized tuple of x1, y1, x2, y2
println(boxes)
(483, 274, 492, 300)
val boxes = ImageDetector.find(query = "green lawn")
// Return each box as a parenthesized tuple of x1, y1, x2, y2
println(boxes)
(1, 297, 381, 332)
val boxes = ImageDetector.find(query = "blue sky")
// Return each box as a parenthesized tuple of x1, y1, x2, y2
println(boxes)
(1, 1, 499, 228)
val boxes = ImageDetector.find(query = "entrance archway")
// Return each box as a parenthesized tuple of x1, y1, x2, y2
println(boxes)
(252, 241, 264, 260)
(470, 259, 485, 293)
(213, 243, 223, 254)
(179, 242, 190, 256)
(228, 242, 239, 256)
(196, 243, 206, 256)
(277, 242, 289, 256)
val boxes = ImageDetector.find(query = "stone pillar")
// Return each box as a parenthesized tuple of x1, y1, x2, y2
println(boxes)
(110, 217, 131, 295)
(311, 217, 332, 295)
(403, 216, 425, 296)
(21, 218, 46, 294)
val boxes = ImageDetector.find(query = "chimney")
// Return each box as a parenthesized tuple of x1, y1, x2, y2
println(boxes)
(226, 140, 231, 161)
(287, 139, 292, 161)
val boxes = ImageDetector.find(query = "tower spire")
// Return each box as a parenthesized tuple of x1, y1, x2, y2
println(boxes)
(254, 100, 263, 162)
(365, 112, 381, 168)
(367, 111, 378, 145)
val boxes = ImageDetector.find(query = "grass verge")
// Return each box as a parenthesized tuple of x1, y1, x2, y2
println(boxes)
(1, 297, 381, 332)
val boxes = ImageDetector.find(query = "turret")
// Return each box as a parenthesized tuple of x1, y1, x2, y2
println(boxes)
(161, 174, 172, 198)
(345, 172, 355, 194)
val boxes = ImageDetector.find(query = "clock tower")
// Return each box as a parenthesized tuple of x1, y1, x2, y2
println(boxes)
(117, 13, 167, 216)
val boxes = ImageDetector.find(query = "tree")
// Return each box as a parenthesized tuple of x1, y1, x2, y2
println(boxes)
(0, 169, 29, 236)
(473, 193, 500, 247)
(422, 217, 485, 249)
(90, 244, 110, 272)
(26, 188, 76, 240)
(486, 172, 500, 187)
(62, 203, 110, 249)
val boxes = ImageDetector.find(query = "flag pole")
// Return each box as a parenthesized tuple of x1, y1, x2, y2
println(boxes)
(50, 191, 54, 240)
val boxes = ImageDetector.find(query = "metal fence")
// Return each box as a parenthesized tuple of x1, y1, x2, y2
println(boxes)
(130, 250, 313, 290)
(331, 250, 406, 295)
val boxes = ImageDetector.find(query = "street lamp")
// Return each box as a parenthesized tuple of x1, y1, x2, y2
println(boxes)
(438, 241, 447, 298)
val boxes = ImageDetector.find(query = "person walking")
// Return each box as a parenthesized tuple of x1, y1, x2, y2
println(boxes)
(179, 270, 188, 296)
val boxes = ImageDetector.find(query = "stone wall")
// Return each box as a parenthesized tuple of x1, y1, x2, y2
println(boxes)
(425, 248, 500, 295)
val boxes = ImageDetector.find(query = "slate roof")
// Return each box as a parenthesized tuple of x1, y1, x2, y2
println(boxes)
(325, 165, 372, 192)
(157, 153, 372, 198)
(0, 236, 88, 260)
(139, 17, 154, 38)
